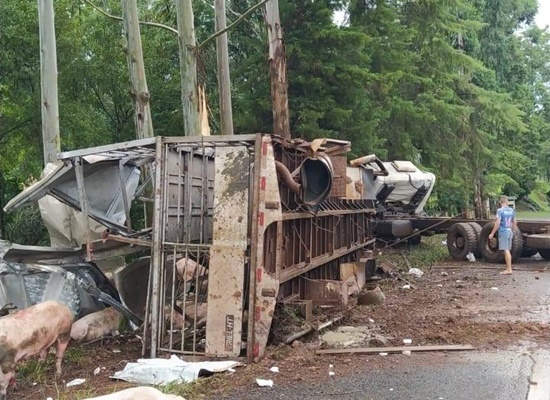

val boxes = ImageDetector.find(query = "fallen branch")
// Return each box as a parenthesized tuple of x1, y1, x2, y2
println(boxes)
(315, 344, 475, 355)
(197, 0, 270, 49)
(84, 0, 178, 34)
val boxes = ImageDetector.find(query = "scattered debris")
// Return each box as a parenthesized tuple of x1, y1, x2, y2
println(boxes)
(466, 252, 476, 262)
(490, 287, 499, 291)
(328, 364, 335, 377)
(321, 325, 389, 348)
(402, 350, 411, 356)
(283, 315, 344, 344)
(408, 268, 424, 278)
(403, 339, 412, 345)
(379, 352, 388, 356)
(93, 367, 101, 375)
(111, 355, 243, 385)
(66, 378, 86, 387)
(441, 272, 448, 276)
(256, 378, 274, 387)
(402, 285, 411, 290)
(316, 344, 475, 355)
(269, 366, 279, 373)
(357, 286, 386, 305)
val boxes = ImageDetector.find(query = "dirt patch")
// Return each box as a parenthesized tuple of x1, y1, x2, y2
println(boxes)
(11, 259, 550, 400)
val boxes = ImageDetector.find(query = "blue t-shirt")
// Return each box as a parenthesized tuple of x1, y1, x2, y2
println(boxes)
(497, 206, 515, 231)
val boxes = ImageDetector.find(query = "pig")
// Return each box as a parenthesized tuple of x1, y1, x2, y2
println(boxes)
(175, 257, 208, 293)
(83, 386, 185, 400)
(70, 307, 123, 343)
(0, 300, 73, 399)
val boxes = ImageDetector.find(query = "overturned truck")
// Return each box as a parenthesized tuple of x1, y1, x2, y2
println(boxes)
(4, 134, 380, 361)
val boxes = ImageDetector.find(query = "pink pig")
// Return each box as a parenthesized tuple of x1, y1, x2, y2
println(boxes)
(0, 300, 73, 399)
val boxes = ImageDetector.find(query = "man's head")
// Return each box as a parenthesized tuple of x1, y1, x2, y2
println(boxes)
(500, 195, 508, 206)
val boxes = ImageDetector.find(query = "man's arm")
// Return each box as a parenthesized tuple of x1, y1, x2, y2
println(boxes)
(489, 214, 501, 239)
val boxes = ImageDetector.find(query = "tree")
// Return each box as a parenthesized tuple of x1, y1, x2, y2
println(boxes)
(37, 0, 61, 166)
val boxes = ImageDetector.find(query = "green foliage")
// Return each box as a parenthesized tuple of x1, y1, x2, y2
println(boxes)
(1, 0, 550, 241)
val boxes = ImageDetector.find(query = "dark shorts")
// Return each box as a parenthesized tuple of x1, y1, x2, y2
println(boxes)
(498, 229, 513, 251)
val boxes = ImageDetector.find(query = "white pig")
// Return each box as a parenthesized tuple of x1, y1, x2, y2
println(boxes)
(70, 307, 123, 342)
(83, 386, 185, 400)
(0, 300, 73, 399)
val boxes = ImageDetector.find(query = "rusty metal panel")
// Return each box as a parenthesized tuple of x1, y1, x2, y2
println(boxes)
(248, 136, 282, 362)
(205, 146, 250, 356)
(329, 155, 347, 198)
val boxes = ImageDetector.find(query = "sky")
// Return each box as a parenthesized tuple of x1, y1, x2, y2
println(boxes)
(536, 0, 550, 29)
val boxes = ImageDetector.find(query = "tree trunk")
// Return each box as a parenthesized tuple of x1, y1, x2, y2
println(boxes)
(121, 0, 154, 227)
(121, 0, 154, 140)
(37, 0, 61, 166)
(175, 0, 201, 136)
(214, 0, 234, 135)
(264, 0, 290, 140)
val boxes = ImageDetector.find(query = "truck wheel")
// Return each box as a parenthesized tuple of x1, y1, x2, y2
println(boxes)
(480, 223, 523, 263)
(447, 222, 477, 260)
(538, 248, 550, 260)
(467, 222, 482, 258)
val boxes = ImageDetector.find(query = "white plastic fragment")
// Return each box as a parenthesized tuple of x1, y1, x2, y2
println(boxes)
(441, 272, 448, 276)
(403, 339, 412, 345)
(402, 350, 411, 356)
(46, 397, 53, 400)
(442, 240, 447, 245)
(256, 378, 274, 387)
(436, 284, 443, 287)
(93, 367, 101, 376)
(491, 287, 499, 291)
(112, 349, 121, 353)
(228, 368, 236, 373)
(379, 352, 388, 356)
(368, 318, 375, 323)
(466, 252, 476, 262)
(329, 364, 335, 376)
(66, 378, 86, 387)
(270, 366, 279, 373)
(390, 388, 394, 391)
(408, 268, 424, 278)
(402, 285, 411, 290)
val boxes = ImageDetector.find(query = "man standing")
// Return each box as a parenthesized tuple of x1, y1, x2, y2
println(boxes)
(488, 195, 516, 275)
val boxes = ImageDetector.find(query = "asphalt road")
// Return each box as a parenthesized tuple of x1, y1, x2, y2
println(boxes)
(221, 348, 550, 400)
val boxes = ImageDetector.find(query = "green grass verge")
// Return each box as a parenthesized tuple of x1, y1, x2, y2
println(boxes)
(377, 234, 449, 271)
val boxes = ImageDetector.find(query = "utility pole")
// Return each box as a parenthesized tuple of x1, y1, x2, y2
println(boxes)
(175, 0, 201, 136)
(38, 0, 61, 165)
(214, 0, 234, 135)
(264, 0, 290, 140)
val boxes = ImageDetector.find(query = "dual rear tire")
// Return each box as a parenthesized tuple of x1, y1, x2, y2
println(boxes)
(447, 222, 523, 263)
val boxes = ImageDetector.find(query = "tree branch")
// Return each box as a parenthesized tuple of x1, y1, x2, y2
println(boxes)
(84, 0, 178, 35)
(197, 0, 270, 49)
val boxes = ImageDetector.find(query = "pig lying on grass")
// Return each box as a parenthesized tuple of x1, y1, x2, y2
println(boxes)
(0, 300, 73, 400)
(70, 307, 124, 343)
(83, 386, 185, 400)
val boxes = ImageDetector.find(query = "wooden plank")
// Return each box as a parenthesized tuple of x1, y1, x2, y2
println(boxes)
(316, 344, 475, 355)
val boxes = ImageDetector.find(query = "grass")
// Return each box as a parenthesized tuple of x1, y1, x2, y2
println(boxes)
(516, 210, 550, 220)
(377, 234, 449, 271)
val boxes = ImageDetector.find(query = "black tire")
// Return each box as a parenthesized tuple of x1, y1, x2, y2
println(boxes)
(467, 222, 482, 258)
(408, 233, 422, 246)
(521, 246, 538, 258)
(447, 222, 477, 260)
(479, 223, 523, 264)
(538, 248, 550, 260)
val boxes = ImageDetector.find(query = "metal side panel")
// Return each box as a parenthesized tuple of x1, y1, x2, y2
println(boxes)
(249, 136, 282, 361)
(3, 163, 73, 212)
(205, 146, 250, 356)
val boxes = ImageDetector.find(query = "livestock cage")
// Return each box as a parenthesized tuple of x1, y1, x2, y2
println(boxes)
(4, 134, 378, 362)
